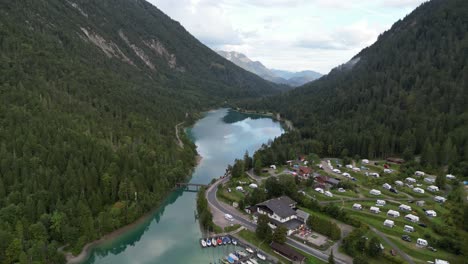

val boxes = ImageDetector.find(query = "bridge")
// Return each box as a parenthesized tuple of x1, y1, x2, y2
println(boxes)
(174, 182, 208, 192)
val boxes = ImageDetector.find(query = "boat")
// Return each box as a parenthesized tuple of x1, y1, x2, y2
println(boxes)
(245, 247, 254, 254)
(221, 259, 230, 264)
(226, 236, 232, 244)
(249, 258, 258, 264)
(212, 237, 217, 246)
(222, 236, 229, 245)
(229, 253, 239, 261)
(226, 256, 235, 264)
(257, 253, 266, 260)
(206, 238, 212, 247)
(232, 239, 237, 245)
(200, 239, 207, 247)
(217, 237, 223, 245)
(237, 250, 247, 257)
(246, 261, 253, 264)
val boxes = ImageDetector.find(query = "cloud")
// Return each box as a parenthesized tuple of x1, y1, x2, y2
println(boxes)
(380, 0, 427, 8)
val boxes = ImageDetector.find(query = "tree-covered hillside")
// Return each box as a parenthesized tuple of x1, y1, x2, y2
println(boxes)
(0, 0, 280, 263)
(243, 0, 468, 176)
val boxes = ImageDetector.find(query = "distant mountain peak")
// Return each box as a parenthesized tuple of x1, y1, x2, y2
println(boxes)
(217, 50, 322, 87)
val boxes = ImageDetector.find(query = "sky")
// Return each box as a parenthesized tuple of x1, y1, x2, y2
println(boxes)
(149, 0, 427, 74)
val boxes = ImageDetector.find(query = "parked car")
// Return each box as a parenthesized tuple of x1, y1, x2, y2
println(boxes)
(418, 223, 427, 228)
(389, 188, 398, 194)
(401, 235, 411, 242)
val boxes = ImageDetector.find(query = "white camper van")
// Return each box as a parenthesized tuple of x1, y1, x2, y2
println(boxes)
(376, 200, 386, 206)
(403, 225, 415, 232)
(387, 210, 400, 218)
(370, 189, 381, 196)
(383, 219, 395, 228)
(416, 238, 428, 247)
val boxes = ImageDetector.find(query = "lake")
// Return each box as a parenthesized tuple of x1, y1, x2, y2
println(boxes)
(82, 108, 284, 264)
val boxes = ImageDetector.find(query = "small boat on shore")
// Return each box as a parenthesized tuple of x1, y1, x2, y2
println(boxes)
(217, 237, 223, 245)
(232, 239, 237, 245)
(249, 258, 258, 264)
(257, 253, 266, 260)
(226, 236, 232, 244)
(222, 236, 229, 245)
(228, 253, 239, 261)
(200, 239, 207, 247)
(206, 238, 212, 247)
(212, 237, 217, 246)
(245, 247, 254, 254)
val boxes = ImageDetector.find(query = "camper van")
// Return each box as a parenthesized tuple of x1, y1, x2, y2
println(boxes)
(387, 210, 400, 218)
(224, 214, 234, 222)
(369, 172, 380, 178)
(352, 167, 361, 172)
(342, 172, 351, 178)
(413, 187, 425, 194)
(427, 185, 439, 192)
(403, 225, 415, 232)
(249, 183, 258, 189)
(382, 183, 392, 190)
(383, 219, 395, 228)
(416, 238, 428, 247)
(315, 187, 324, 194)
(424, 177, 436, 184)
(384, 168, 392, 174)
(324, 191, 333, 197)
(446, 174, 456, 180)
(434, 196, 446, 203)
(362, 159, 370, 164)
(376, 200, 386, 206)
(425, 210, 437, 217)
(352, 203, 363, 210)
(405, 214, 419, 223)
(332, 169, 341, 174)
(370, 206, 380, 214)
(345, 164, 353, 169)
(405, 177, 416, 183)
(399, 204, 412, 212)
(414, 171, 425, 177)
(370, 189, 381, 196)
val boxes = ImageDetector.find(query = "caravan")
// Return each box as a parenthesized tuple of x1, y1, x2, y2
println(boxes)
(434, 196, 446, 203)
(394, 180, 404, 187)
(446, 174, 456, 180)
(425, 210, 437, 217)
(403, 225, 415, 232)
(405, 214, 419, 223)
(424, 177, 436, 184)
(352, 203, 363, 210)
(369, 172, 380, 178)
(387, 210, 400, 218)
(414, 171, 425, 177)
(405, 177, 416, 183)
(413, 187, 425, 194)
(383, 219, 395, 228)
(370, 189, 381, 196)
(376, 200, 386, 206)
(382, 183, 392, 190)
(399, 204, 412, 212)
(416, 238, 428, 247)
(370, 206, 380, 214)
(427, 185, 439, 192)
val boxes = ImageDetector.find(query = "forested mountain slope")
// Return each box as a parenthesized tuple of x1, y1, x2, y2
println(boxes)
(0, 0, 280, 262)
(244, 0, 468, 176)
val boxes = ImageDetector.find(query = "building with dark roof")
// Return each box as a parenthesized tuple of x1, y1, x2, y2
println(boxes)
(255, 196, 304, 235)
(270, 241, 306, 262)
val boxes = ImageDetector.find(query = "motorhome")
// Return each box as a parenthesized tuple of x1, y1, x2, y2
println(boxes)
(425, 210, 437, 217)
(446, 174, 456, 180)
(394, 180, 404, 187)
(382, 183, 392, 190)
(399, 204, 412, 212)
(413, 187, 425, 194)
(427, 185, 439, 192)
(424, 177, 436, 184)
(370, 189, 381, 196)
(405, 214, 419, 223)
(345, 164, 353, 169)
(315, 187, 324, 194)
(352, 203, 363, 210)
(414, 171, 425, 177)
(370, 206, 380, 214)
(352, 167, 361, 172)
(405, 177, 416, 183)
(416, 238, 428, 247)
(387, 210, 400, 218)
(342, 172, 351, 178)
(383, 219, 395, 228)
(384, 169, 392, 174)
(376, 200, 386, 206)
(362, 159, 370, 164)
(324, 191, 333, 197)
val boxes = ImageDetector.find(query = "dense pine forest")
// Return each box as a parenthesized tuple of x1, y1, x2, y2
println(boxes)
(244, 0, 468, 177)
(0, 0, 281, 262)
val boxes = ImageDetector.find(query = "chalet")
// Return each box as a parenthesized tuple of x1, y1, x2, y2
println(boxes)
(386, 157, 405, 164)
(405, 214, 419, 223)
(270, 242, 306, 262)
(298, 166, 312, 178)
(383, 219, 395, 228)
(255, 196, 304, 235)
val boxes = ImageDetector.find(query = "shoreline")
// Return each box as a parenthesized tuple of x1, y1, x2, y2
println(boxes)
(65, 126, 202, 264)
(233, 107, 294, 131)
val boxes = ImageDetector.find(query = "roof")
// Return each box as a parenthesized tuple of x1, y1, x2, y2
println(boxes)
(270, 217, 304, 230)
(296, 209, 310, 221)
(299, 166, 312, 174)
(257, 196, 297, 219)
(270, 242, 306, 262)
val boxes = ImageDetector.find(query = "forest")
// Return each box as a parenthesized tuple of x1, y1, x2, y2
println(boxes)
(0, 0, 280, 263)
(241, 0, 468, 178)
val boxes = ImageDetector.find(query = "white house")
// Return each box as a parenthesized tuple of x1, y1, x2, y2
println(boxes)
(395, 180, 404, 187)
(415, 171, 425, 177)
(370, 206, 380, 214)
(406, 177, 416, 183)
(427, 185, 439, 192)
(382, 183, 392, 190)
(446, 174, 456, 180)
(387, 210, 400, 218)
(405, 214, 419, 223)
(249, 183, 258, 189)
(425, 210, 437, 217)
(424, 177, 436, 184)
(434, 196, 446, 203)
(376, 200, 386, 206)
(362, 159, 370, 164)
(416, 238, 428, 247)
(399, 204, 412, 212)
(413, 187, 425, 194)
(404, 225, 415, 232)
(383, 219, 395, 228)
(255, 196, 303, 236)
(370, 189, 381, 196)
(352, 203, 362, 210)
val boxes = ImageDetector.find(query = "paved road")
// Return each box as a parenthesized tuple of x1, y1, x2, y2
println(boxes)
(370, 227, 415, 264)
(206, 177, 349, 264)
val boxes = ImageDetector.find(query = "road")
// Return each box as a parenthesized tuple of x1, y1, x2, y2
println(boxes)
(206, 176, 349, 264)
(370, 227, 415, 264)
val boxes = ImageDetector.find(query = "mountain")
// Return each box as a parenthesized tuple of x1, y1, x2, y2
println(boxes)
(0, 0, 281, 262)
(217, 50, 322, 86)
(245, 0, 468, 176)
